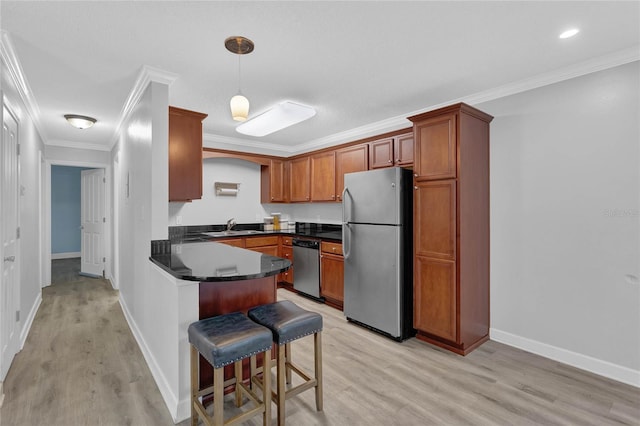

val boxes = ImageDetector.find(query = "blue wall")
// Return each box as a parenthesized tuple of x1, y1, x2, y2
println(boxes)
(51, 166, 93, 254)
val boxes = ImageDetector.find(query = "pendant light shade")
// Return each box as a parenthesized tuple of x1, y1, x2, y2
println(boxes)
(230, 94, 249, 122)
(225, 36, 254, 122)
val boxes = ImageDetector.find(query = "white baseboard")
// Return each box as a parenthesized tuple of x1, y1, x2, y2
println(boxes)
(51, 252, 80, 260)
(118, 295, 180, 423)
(490, 328, 640, 388)
(20, 292, 42, 350)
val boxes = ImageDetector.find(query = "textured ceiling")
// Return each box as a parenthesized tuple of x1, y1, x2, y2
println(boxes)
(2, 1, 639, 155)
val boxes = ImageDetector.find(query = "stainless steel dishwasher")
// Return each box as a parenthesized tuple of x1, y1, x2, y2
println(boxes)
(292, 238, 321, 299)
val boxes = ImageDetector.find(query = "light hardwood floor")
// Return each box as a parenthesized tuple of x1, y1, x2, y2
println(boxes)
(1, 260, 638, 425)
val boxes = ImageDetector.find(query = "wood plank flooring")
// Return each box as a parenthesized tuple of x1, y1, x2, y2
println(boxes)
(1, 259, 638, 425)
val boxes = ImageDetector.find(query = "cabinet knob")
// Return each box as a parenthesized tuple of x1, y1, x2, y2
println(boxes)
(271, 197, 275, 200)
(388, 159, 392, 163)
(414, 173, 418, 177)
(395, 159, 400, 162)
(414, 186, 419, 190)
(332, 195, 335, 199)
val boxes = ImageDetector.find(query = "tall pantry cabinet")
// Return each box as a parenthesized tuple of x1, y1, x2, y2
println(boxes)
(409, 103, 493, 355)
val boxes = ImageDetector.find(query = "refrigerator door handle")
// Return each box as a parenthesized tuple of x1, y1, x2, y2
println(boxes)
(342, 186, 352, 259)
(341, 186, 349, 224)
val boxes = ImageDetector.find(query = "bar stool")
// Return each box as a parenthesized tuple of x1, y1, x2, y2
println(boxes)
(188, 312, 272, 426)
(248, 300, 323, 425)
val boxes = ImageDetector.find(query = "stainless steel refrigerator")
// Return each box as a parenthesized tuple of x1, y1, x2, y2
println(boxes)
(342, 167, 413, 340)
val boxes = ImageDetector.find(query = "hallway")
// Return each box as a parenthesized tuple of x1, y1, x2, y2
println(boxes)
(0, 259, 173, 425)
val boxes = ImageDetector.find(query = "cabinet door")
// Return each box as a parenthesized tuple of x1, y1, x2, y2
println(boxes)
(335, 144, 368, 201)
(320, 253, 344, 304)
(414, 113, 457, 180)
(310, 151, 336, 201)
(249, 246, 279, 256)
(278, 245, 294, 284)
(214, 238, 245, 248)
(289, 157, 311, 202)
(414, 256, 457, 342)
(414, 180, 456, 260)
(394, 132, 414, 166)
(368, 137, 394, 169)
(168, 106, 207, 201)
(269, 159, 286, 202)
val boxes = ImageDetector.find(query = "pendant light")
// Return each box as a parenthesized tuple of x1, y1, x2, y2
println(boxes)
(225, 36, 254, 122)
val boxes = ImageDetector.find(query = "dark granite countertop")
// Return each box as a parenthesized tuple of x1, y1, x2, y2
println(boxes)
(169, 222, 342, 243)
(150, 241, 291, 282)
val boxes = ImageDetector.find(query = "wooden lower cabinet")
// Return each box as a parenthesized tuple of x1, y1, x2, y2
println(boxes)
(413, 256, 456, 342)
(320, 241, 344, 310)
(278, 236, 294, 287)
(214, 238, 245, 248)
(245, 236, 278, 256)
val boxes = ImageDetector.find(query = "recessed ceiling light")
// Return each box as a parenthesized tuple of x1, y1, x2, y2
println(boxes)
(64, 114, 97, 129)
(559, 28, 580, 39)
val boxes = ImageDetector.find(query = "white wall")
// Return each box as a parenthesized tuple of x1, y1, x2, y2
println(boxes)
(168, 158, 270, 226)
(44, 145, 110, 165)
(480, 61, 639, 385)
(168, 157, 343, 226)
(1, 54, 46, 351)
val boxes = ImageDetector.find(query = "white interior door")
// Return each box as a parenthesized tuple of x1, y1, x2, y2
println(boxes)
(80, 168, 105, 277)
(1, 105, 20, 380)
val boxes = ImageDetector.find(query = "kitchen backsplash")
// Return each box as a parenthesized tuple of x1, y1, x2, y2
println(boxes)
(168, 157, 343, 226)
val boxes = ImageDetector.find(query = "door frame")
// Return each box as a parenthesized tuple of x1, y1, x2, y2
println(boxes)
(1, 99, 21, 381)
(44, 160, 111, 288)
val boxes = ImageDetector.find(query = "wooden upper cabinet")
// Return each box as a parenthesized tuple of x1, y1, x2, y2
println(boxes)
(369, 132, 414, 169)
(394, 132, 414, 166)
(310, 151, 336, 201)
(289, 156, 311, 202)
(335, 144, 368, 201)
(413, 113, 457, 180)
(261, 159, 287, 203)
(369, 137, 395, 169)
(414, 180, 456, 260)
(169, 106, 208, 202)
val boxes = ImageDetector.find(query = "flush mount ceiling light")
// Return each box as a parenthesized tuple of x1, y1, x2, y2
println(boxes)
(236, 101, 316, 137)
(225, 36, 254, 122)
(559, 28, 580, 39)
(64, 114, 96, 129)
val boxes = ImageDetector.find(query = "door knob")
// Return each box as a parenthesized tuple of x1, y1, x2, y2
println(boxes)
(4, 256, 15, 262)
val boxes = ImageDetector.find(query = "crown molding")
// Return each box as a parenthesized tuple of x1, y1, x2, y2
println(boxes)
(108, 65, 178, 149)
(0, 31, 49, 142)
(203, 132, 294, 156)
(46, 139, 112, 152)
(224, 46, 640, 157)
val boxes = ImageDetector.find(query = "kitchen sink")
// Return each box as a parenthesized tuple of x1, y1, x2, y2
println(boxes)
(203, 230, 263, 238)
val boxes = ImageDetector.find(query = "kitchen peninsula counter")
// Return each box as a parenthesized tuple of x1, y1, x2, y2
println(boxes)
(148, 240, 291, 403)
(150, 241, 291, 281)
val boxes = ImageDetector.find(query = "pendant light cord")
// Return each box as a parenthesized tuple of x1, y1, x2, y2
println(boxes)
(237, 55, 242, 95)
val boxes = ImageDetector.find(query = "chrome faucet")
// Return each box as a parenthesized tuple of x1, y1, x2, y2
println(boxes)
(226, 218, 236, 231)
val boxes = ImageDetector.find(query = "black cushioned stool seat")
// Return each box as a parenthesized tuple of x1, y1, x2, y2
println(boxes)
(248, 300, 323, 426)
(188, 312, 272, 426)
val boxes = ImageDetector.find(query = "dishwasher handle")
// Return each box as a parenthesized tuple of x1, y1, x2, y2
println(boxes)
(292, 238, 319, 249)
